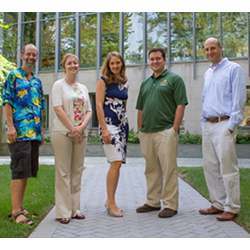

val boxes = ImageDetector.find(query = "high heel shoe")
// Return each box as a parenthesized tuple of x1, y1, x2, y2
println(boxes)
(107, 207, 123, 217)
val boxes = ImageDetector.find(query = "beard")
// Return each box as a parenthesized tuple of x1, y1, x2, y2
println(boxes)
(25, 62, 35, 68)
(24, 61, 35, 68)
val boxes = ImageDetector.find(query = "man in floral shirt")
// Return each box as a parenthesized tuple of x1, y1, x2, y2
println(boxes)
(3, 44, 45, 225)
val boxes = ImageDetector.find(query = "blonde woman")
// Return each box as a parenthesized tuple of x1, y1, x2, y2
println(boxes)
(96, 51, 129, 217)
(51, 53, 92, 224)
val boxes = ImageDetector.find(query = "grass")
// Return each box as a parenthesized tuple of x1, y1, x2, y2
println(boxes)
(178, 167, 250, 233)
(0, 165, 55, 238)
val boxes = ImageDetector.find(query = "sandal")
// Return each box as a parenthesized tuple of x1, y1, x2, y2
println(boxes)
(11, 210, 33, 225)
(72, 213, 85, 220)
(8, 207, 29, 218)
(56, 218, 70, 224)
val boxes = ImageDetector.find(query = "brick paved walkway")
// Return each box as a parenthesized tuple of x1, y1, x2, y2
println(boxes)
(29, 158, 249, 238)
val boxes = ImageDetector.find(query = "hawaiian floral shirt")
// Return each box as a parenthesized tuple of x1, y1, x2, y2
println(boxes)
(3, 67, 45, 142)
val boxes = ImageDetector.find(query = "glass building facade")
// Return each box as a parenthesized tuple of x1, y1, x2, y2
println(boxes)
(0, 12, 250, 133)
(1, 12, 250, 74)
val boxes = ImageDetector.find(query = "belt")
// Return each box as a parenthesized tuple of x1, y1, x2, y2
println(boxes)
(206, 115, 230, 123)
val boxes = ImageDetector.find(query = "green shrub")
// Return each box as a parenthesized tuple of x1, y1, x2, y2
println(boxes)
(179, 131, 202, 144)
(42, 130, 250, 145)
(236, 134, 250, 144)
(128, 130, 140, 144)
(0, 55, 16, 107)
(87, 134, 101, 144)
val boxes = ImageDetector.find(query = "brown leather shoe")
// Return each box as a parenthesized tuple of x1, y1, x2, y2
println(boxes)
(199, 206, 223, 215)
(216, 212, 237, 221)
(136, 204, 161, 213)
(158, 208, 177, 218)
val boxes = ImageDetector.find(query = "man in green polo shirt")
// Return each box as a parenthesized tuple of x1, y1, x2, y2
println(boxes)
(136, 48, 188, 218)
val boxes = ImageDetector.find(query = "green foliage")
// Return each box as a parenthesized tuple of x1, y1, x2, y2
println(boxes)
(236, 133, 250, 144)
(44, 135, 51, 144)
(0, 165, 55, 237)
(178, 167, 250, 233)
(37, 130, 250, 145)
(179, 131, 202, 144)
(0, 54, 16, 107)
(128, 130, 140, 144)
(2, 12, 249, 67)
(87, 134, 101, 144)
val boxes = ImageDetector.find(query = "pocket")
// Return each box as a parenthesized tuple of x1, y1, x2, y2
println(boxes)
(9, 142, 30, 173)
(224, 128, 233, 137)
(170, 127, 178, 136)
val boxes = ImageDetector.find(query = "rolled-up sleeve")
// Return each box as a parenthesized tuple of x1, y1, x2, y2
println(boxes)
(228, 65, 246, 130)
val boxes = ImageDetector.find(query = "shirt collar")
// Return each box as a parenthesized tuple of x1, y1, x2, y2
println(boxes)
(18, 67, 34, 78)
(151, 69, 168, 79)
(209, 57, 228, 70)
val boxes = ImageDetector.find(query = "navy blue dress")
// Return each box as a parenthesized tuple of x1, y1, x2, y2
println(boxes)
(100, 77, 129, 163)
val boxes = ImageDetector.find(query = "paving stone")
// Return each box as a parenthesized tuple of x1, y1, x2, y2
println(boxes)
(30, 157, 250, 238)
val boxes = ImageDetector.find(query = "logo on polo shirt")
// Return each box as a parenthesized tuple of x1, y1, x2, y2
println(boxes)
(159, 79, 169, 86)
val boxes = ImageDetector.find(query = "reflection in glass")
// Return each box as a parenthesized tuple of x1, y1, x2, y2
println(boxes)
(60, 15, 75, 66)
(171, 13, 193, 62)
(101, 13, 119, 64)
(223, 13, 248, 58)
(23, 22, 36, 45)
(196, 13, 219, 59)
(124, 12, 143, 65)
(23, 13, 36, 46)
(2, 13, 18, 62)
(147, 12, 168, 54)
(24, 12, 36, 22)
(80, 14, 97, 68)
(40, 13, 56, 70)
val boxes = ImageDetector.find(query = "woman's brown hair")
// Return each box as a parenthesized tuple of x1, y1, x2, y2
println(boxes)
(61, 53, 79, 72)
(101, 51, 127, 84)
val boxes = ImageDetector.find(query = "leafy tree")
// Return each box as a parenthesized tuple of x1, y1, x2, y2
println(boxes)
(101, 13, 120, 63)
(171, 13, 193, 61)
(40, 13, 56, 70)
(223, 12, 248, 58)
(196, 13, 219, 59)
(80, 14, 97, 68)
(0, 54, 16, 107)
(1, 12, 249, 67)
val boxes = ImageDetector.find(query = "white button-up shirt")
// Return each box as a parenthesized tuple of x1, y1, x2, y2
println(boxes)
(201, 58, 246, 130)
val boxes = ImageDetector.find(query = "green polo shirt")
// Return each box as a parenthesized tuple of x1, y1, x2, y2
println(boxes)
(136, 69, 188, 133)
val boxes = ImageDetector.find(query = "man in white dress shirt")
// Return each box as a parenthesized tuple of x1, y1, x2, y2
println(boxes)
(199, 37, 246, 221)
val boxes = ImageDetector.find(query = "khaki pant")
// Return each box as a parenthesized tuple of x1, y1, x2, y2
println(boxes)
(202, 120, 240, 214)
(51, 132, 87, 218)
(139, 128, 179, 210)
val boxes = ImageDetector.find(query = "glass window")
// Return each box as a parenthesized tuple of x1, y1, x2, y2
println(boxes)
(101, 12, 119, 63)
(124, 12, 143, 65)
(2, 13, 18, 63)
(147, 12, 168, 54)
(23, 13, 36, 45)
(42, 94, 49, 131)
(24, 12, 36, 22)
(171, 13, 193, 62)
(60, 12, 74, 18)
(242, 86, 250, 127)
(222, 13, 248, 58)
(89, 93, 98, 128)
(60, 14, 75, 67)
(196, 13, 219, 60)
(80, 13, 97, 68)
(40, 13, 56, 71)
